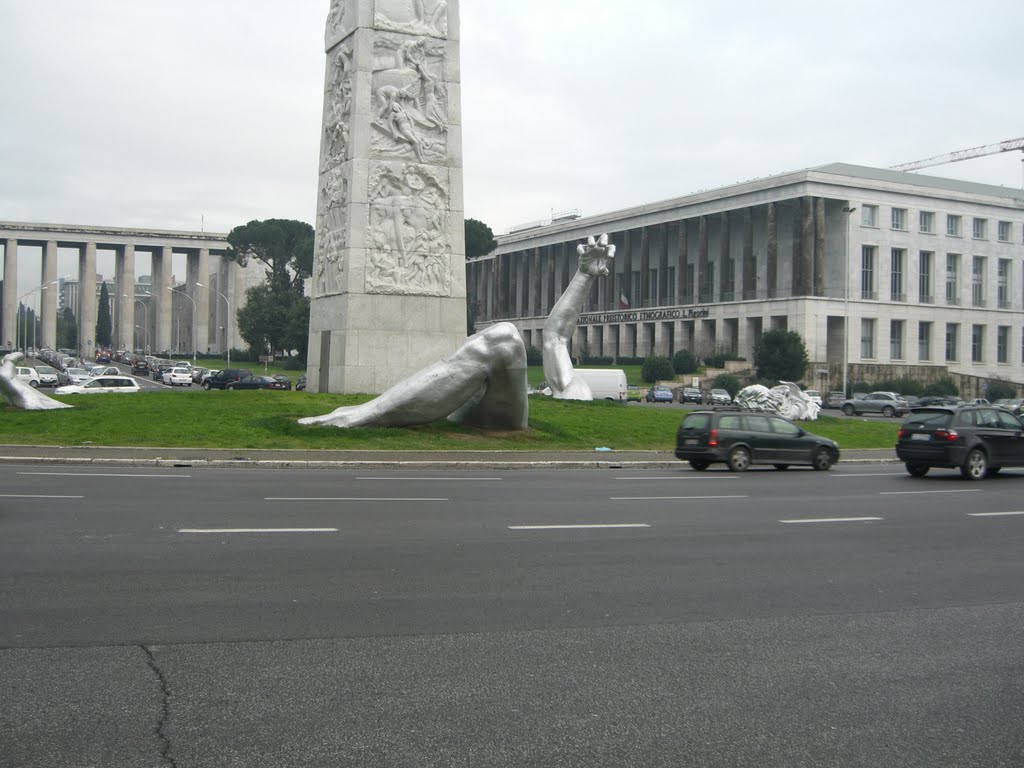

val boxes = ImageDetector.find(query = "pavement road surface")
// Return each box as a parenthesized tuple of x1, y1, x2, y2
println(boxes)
(2, 463, 1023, 767)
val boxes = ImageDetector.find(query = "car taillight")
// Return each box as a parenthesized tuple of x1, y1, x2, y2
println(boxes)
(708, 428, 718, 447)
(897, 428, 907, 439)
(933, 429, 959, 442)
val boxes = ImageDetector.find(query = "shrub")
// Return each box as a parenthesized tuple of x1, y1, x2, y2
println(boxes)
(641, 355, 675, 383)
(986, 380, 1018, 401)
(672, 349, 698, 374)
(283, 356, 305, 371)
(525, 346, 543, 366)
(873, 377, 924, 397)
(702, 351, 727, 369)
(921, 377, 959, 397)
(583, 355, 614, 365)
(754, 329, 808, 381)
(712, 373, 741, 398)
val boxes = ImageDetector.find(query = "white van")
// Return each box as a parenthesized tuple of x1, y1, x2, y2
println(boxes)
(574, 368, 628, 401)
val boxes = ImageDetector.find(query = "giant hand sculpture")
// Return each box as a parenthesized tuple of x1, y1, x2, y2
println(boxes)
(541, 234, 615, 400)
(0, 353, 72, 410)
(734, 381, 820, 420)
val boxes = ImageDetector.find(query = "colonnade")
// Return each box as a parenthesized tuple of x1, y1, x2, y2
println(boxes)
(0, 223, 238, 358)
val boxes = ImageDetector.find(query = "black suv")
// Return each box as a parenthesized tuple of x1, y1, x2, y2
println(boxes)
(203, 368, 251, 390)
(675, 409, 839, 472)
(131, 359, 150, 376)
(896, 405, 1024, 480)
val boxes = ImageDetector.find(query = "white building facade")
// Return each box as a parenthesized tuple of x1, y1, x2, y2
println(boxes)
(467, 164, 1024, 395)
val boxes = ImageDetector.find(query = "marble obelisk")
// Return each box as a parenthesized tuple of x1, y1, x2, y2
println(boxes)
(306, 0, 466, 394)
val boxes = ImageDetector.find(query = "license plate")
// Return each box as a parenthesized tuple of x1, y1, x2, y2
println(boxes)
(684, 438, 698, 445)
(911, 433, 930, 441)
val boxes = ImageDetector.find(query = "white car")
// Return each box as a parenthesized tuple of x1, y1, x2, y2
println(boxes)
(55, 375, 140, 395)
(35, 365, 59, 387)
(162, 367, 193, 386)
(15, 366, 41, 387)
(804, 389, 823, 406)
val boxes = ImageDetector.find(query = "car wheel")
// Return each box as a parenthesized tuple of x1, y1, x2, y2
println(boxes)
(881, 406, 895, 418)
(811, 447, 834, 471)
(187, 383, 192, 387)
(689, 460, 710, 471)
(960, 448, 987, 480)
(226, 384, 235, 390)
(773, 464, 790, 471)
(905, 463, 930, 477)
(29, 380, 39, 387)
(842, 404, 855, 416)
(203, 381, 212, 390)
(727, 446, 751, 472)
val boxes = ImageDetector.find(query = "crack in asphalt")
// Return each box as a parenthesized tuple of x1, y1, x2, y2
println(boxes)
(141, 645, 178, 768)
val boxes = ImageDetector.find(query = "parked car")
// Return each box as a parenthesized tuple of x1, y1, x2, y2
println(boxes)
(34, 365, 59, 387)
(271, 374, 293, 390)
(295, 374, 307, 391)
(803, 389, 823, 406)
(14, 366, 41, 387)
(840, 391, 909, 418)
(916, 395, 963, 407)
(54, 375, 141, 395)
(131, 359, 151, 376)
(680, 386, 702, 404)
(626, 385, 643, 402)
(225, 374, 288, 391)
(896, 404, 1024, 480)
(190, 367, 210, 384)
(823, 391, 847, 408)
(707, 388, 732, 406)
(89, 365, 120, 377)
(152, 362, 176, 381)
(64, 367, 92, 385)
(162, 367, 193, 386)
(994, 398, 1024, 416)
(204, 368, 252, 390)
(646, 384, 675, 403)
(675, 410, 840, 472)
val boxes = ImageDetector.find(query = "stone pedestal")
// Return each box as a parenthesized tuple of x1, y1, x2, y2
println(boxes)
(307, 0, 466, 394)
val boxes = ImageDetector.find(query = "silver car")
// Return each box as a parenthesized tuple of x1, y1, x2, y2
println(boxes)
(840, 391, 909, 418)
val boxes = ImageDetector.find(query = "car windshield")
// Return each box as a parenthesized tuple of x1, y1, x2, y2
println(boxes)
(67, 368, 87, 375)
(37, 366, 55, 374)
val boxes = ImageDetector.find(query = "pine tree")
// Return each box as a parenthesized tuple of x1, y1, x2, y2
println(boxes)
(96, 282, 113, 349)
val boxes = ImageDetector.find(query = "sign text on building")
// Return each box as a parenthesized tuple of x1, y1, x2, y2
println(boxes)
(577, 307, 711, 325)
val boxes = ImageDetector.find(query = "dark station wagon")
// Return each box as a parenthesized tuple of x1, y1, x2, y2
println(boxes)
(896, 405, 1024, 480)
(675, 410, 840, 472)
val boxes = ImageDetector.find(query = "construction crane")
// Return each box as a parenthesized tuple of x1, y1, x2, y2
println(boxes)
(891, 136, 1024, 172)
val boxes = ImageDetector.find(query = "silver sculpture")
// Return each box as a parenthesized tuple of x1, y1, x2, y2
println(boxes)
(300, 234, 615, 428)
(734, 381, 820, 420)
(542, 234, 615, 401)
(0, 353, 73, 410)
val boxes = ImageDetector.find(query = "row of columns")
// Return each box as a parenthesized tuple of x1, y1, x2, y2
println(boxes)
(2, 239, 237, 357)
(469, 198, 830, 323)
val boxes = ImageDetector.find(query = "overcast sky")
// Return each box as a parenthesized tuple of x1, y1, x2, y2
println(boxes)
(2, 0, 1022, 294)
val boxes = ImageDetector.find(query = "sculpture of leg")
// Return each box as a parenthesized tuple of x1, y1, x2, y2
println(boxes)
(298, 322, 528, 429)
(0, 353, 73, 410)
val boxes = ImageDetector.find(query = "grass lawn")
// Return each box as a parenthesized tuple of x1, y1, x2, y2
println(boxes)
(0, 391, 897, 452)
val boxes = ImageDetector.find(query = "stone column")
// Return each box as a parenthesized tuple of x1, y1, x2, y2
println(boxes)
(813, 197, 826, 296)
(40, 241, 58, 350)
(676, 220, 687, 304)
(2, 239, 16, 349)
(545, 246, 555, 314)
(743, 209, 754, 300)
(656, 224, 668, 306)
(622, 230, 634, 309)
(77, 242, 98, 358)
(307, 0, 466, 394)
(698, 216, 710, 302)
(718, 212, 730, 299)
(767, 202, 778, 297)
(153, 245, 173, 353)
(639, 227, 650, 307)
(115, 244, 136, 351)
(194, 248, 211, 353)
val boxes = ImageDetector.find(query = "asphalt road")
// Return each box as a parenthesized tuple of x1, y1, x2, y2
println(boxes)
(2, 464, 1023, 767)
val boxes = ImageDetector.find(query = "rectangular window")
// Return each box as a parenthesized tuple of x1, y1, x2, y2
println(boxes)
(998, 221, 1012, 242)
(919, 211, 934, 234)
(890, 248, 905, 301)
(918, 251, 933, 303)
(890, 319, 904, 359)
(918, 321, 931, 361)
(997, 326, 1009, 364)
(945, 253, 960, 305)
(891, 208, 907, 231)
(861, 318, 875, 359)
(971, 325, 984, 363)
(972, 256, 986, 307)
(998, 259, 1010, 309)
(947, 215, 962, 237)
(862, 205, 878, 228)
(861, 245, 876, 300)
(973, 218, 987, 240)
(945, 323, 959, 362)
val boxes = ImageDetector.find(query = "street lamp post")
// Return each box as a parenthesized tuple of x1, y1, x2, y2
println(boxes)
(127, 294, 149, 354)
(135, 324, 149, 352)
(167, 286, 198, 364)
(195, 282, 231, 368)
(17, 279, 59, 357)
(842, 205, 857, 397)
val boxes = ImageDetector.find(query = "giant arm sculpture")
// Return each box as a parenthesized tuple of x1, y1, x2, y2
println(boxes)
(541, 234, 615, 401)
(0, 353, 72, 411)
(300, 234, 614, 428)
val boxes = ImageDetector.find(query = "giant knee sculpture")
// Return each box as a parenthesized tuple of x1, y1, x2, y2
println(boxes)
(301, 234, 614, 429)
(0, 353, 73, 411)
